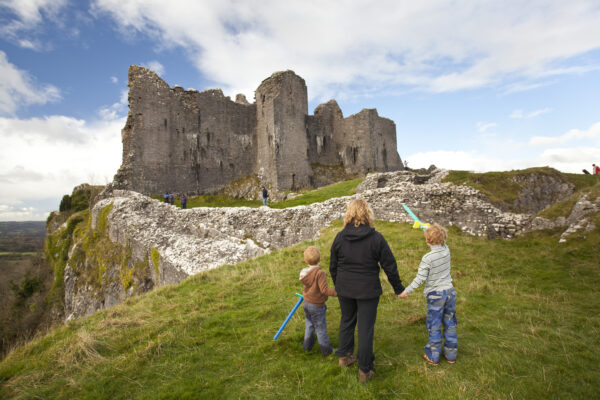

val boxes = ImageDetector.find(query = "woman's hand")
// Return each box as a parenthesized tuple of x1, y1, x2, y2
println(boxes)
(398, 291, 409, 299)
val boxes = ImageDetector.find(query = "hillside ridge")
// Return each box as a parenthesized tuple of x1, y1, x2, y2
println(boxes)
(43, 167, 600, 321)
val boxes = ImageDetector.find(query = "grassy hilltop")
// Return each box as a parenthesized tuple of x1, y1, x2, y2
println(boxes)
(1, 169, 599, 399)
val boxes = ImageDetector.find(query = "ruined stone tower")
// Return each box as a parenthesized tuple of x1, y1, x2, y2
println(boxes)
(111, 66, 402, 195)
(255, 71, 313, 190)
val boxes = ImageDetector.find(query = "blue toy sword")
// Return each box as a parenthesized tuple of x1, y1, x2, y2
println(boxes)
(401, 203, 430, 231)
(273, 293, 304, 340)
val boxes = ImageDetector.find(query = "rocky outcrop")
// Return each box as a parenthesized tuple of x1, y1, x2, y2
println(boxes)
(510, 173, 575, 214)
(62, 169, 597, 320)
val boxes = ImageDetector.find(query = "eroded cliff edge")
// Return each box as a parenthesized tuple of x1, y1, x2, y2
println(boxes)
(47, 169, 599, 321)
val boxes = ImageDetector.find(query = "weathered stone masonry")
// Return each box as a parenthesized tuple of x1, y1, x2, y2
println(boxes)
(112, 66, 402, 195)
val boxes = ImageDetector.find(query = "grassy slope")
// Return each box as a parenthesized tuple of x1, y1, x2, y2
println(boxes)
(152, 177, 364, 209)
(1, 220, 599, 399)
(442, 167, 599, 214)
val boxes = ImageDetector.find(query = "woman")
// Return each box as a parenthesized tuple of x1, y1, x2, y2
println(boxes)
(329, 199, 405, 382)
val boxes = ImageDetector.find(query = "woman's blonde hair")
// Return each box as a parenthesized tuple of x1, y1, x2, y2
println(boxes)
(344, 199, 375, 227)
(425, 224, 447, 245)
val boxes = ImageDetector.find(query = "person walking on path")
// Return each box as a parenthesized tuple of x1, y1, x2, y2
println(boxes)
(262, 186, 269, 206)
(181, 193, 187, 209)
(329, 199, 405, 383)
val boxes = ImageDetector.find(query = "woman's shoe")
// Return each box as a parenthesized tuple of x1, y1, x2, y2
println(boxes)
(338, 353, 357, 367)
(359, 369, 374, 383)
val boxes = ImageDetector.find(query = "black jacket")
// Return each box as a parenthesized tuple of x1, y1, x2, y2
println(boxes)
(329, 224, 404, 299)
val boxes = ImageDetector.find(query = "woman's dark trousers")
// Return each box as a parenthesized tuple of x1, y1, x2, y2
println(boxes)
(335, 296, 379, 372)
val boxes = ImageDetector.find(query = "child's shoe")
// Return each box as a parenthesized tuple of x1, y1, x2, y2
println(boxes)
(444, 355, 456, 364)
(359, 369, 374, 383)
(338, 353, 357, 367)
(422, 353, 439, 366)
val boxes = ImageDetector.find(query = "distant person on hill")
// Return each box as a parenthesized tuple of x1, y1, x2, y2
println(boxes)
(262, 186, 269, 206)
(593, 164, 600, 175)
(181, 193, 187, 209)
(399, 224, 458, 366)
(299, 246, 337, 357)
(164, 192, 169, 203)
(169, 192, 174, 205)
(330, 199, 405, 382)
(404, 160, 408, 168)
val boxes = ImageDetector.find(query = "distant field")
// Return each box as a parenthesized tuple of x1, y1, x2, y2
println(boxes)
(0, 221, 46, 253)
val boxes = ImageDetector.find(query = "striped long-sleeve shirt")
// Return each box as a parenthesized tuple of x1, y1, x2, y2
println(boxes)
(404, 244, 453, 296)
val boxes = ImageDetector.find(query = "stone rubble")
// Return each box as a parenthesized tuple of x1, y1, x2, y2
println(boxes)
(65, 169, 598, 320)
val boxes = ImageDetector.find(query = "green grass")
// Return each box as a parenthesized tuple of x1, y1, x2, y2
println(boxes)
(442, 167, 562, 209)
(443, 167, 600, 215)
(152, 177, 364, 210)
(270, 178, 363, 209)
(1, 221, 599, 399)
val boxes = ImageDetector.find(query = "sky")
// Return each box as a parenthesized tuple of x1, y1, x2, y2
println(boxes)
(1, 0, 599, 221)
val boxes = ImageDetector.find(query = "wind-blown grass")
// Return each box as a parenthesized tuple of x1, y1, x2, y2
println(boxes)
(1, 221, 599, 399)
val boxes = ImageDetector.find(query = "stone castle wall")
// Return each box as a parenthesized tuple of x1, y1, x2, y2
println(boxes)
(112, 66, 403, 195)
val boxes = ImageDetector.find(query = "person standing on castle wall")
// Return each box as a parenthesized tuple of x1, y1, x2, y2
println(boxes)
(262, 186, 269, 206)
(181, 193, 187, 209)
(404, 160, 408, 168)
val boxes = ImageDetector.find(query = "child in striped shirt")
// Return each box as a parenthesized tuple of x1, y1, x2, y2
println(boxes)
(398, 224, 458, 365)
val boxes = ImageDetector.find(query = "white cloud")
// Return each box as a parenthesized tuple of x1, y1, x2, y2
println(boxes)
(0, 113, 124, 221)
(407, 122, 600, 174)
(477, 122, 497, 133)
(141, 60, 165, 77)
(0, 0, 68, 50)
(98, 88, 128, 121)
(510, 108, 552, 119)
(110, 76, 118, 84)
(529, 122, 600, 146)
(406, 150, 530, 173)
(92, 0, 600, 100)
(0, 51, 61, 115)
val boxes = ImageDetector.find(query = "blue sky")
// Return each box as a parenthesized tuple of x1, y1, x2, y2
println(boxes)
(1, 0, 599, 221)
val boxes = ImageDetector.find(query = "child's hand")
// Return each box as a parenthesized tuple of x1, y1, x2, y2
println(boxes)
(398, 291, 409, 299)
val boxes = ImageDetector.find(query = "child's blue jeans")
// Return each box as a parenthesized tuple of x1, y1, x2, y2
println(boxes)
(425, 289, 458, 362)
(303, 302, 333, 356)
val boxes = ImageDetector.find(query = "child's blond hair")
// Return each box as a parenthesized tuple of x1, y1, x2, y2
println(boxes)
(344, 199, 375, 227)
(304, 246, 321, 265)
(425, 224, 447, 245)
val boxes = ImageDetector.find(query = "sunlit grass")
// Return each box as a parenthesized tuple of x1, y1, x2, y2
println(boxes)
(2, 221, 599, 399)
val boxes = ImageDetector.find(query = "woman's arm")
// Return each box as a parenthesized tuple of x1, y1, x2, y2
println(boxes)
(377, 234, 405, 294)
(329, 236, 339, 285)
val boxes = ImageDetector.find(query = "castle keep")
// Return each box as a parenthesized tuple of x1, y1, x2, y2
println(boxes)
(112, 66, 402, 195)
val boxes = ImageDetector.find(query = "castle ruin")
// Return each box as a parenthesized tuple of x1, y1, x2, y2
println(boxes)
(112, 66, 403, 195)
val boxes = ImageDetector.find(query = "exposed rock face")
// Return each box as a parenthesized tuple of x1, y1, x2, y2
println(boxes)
(70, 168, 584, 320)
(529, 194, 600, 243)
(510, 173, 575, 214)
(110, 66, 403, 195)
